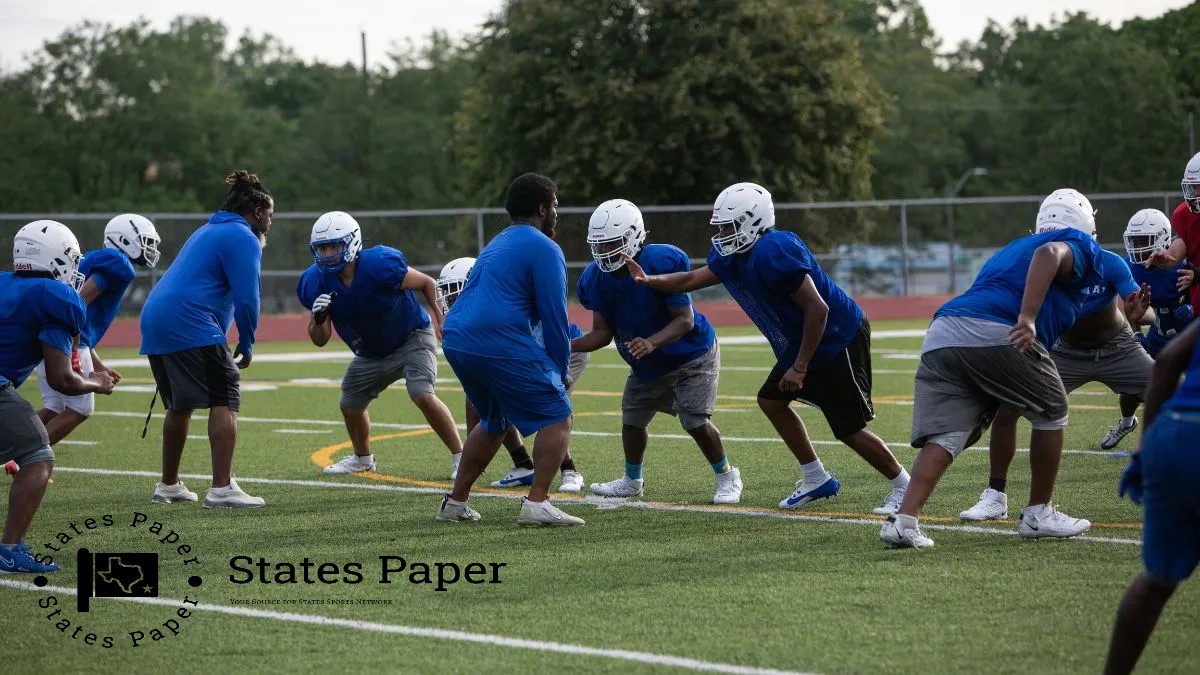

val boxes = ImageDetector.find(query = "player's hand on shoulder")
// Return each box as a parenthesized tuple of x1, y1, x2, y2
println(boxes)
(1177, 267, 1195, 291)
(621, 253, 648, 283)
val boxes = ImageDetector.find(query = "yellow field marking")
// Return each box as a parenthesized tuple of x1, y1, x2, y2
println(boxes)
(307, 430, 1141, 531)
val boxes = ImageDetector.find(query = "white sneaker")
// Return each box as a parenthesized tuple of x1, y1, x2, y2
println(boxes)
(323, 454, 375, 475)
(589, 475, 644, 498)
(558, 470, 584, 492)
(713, 467, 743, 504)
(959, 488, 1008, 521)
(1100, 417, 1138, 451)
(1017, 503, 1091, 539)
(203, 479, 265, 509)
(489, 466, 534, 487)
(517, 498, 584, 526)
(872, 486, 906, 516)
(880, 515, 935, 549)
(151, 481, 198, 504)
(435, 494, 481, 522)
(450, 453, 462, 480)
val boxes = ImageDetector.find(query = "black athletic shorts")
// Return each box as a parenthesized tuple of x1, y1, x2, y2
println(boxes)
(757, 319, 875, 440)
(148, 344, 241, 412)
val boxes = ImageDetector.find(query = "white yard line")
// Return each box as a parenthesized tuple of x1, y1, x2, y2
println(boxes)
(47, 467, 1141, 546)
(0, 578, 809, 675)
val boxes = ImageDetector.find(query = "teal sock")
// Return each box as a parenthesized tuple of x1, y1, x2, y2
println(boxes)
(624, 461, 643, 480)
(710, 457, 731, 475)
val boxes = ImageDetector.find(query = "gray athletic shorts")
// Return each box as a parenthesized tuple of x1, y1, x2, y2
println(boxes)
(568, 352, 589, 388)
(622, 341, 719, 430)
(1051, 325, 1152, 397)
(0, 385, 54, 466)
(911, 343, 1069, 456)
(341, 327, 438, 410)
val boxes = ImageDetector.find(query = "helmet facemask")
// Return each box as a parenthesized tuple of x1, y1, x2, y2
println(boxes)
(1184, 180, 1200, 215)
(589, 229, 642, 273)
(311, 236, 354, 272)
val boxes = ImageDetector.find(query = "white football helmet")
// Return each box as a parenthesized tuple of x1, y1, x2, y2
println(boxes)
(13, 220, 85, 291)
(435, 257, 475, 313)
(104, 213, 162, 267)
(710, 182, 775, 256)
(1035, 188, 1097, 238)
(310, 211, 363, 272)
(1182, 152, 1200, 214)
(1124, 208, 1173, 264)
(587, 199, 647, 272)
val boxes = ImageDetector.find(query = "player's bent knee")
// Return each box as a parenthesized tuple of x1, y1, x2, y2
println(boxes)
(679, 413, 711, 431)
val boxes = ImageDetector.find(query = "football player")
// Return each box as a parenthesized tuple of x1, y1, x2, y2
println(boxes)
(1123, 208, 1194, 362)
(1148, 153, 1200, 316)
(298, 212, 464, 479)
(880, 192, 1113, 547)
(1, 221, 115, 573)
(623, 182, 910, 515)
(575, 199, 742, 504)
(36, 214, 161, 445)
(960, 193, 1153, 522)
(435, 257, 586, 492)
(1104, 317, 1200, 673)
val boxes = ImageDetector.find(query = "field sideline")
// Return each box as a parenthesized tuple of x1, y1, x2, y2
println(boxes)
(1, 321, 1196, 674)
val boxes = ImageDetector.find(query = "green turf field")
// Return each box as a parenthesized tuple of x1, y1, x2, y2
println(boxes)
(1, 320, 1196, 674)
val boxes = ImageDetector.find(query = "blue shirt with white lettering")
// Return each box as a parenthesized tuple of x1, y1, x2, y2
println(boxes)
(935, 229, 1106, 349)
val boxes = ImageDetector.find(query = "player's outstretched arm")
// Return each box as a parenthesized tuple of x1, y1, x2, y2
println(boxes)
(620, 253, 719, 293)
(572, 312, 613, 353)
(1010, 242, 1074, 351)
(1147, 237, 1186, 270)
(79, 277, 102, 305)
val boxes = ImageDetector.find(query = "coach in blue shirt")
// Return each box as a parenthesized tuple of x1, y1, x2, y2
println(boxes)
(436, 172, 584, 527)
(140, 170, 270, 510)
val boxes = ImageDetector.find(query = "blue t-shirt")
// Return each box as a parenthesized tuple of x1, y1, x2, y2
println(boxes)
(578, 244, 715, 382)
(297, 246, 431, 358)
(79, 247, 136, 348)
(0, 274, 85, 388)
(936, 229, 1106, 349)
(1131, 261, 1194, 341)
(569, 322, 584, 340)
(1076, 249, 1138, 317)
(443, 223, 571, 383)
(707, 229, 863, 369)
(1163, 329, 1200, 412)
(140, 211, 261, 357)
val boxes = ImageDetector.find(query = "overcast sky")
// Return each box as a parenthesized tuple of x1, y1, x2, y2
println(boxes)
(0, 0, 1192, 72)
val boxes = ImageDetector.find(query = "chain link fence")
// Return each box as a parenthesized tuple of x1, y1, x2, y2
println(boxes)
(0, 191, 1180, 316)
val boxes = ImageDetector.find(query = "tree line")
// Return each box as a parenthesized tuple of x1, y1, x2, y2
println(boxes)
(1, 0, 1196, 247)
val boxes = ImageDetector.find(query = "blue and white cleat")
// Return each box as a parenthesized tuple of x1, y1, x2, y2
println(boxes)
(489, 467, 535, 488)
(778, 475, 840, 509)
(0, 542, 60, 574)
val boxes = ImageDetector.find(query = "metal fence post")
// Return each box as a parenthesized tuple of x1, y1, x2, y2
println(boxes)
(475, 210, 485, 254)
(1164, 194, 1171, 214)
(899, 203, 910, 296)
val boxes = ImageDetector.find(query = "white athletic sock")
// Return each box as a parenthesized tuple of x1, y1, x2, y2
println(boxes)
(890, 468, 911, 489)
(1121, 416, 1136, 427)
(800, 459, 828, 484)
(893, 513, 919, 530)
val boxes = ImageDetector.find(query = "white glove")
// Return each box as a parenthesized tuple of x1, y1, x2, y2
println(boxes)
(312, 294, 333, 314)
(312, 293, 333, 324)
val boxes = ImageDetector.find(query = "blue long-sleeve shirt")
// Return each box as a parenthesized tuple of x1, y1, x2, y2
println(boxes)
(443, 223, 571, 383)
(139, 211, 261, 357)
